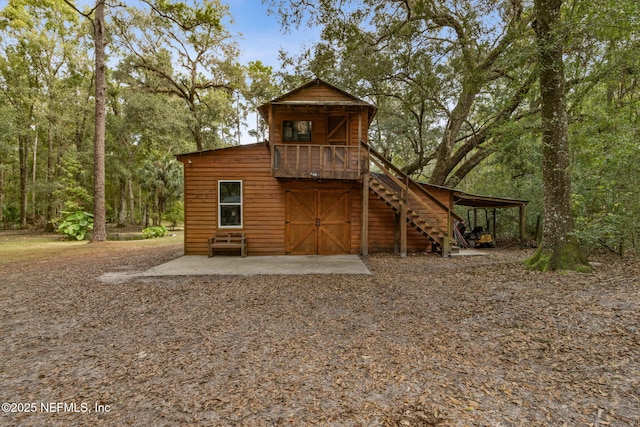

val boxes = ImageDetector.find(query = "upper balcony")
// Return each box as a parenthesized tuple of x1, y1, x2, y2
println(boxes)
(272, 143, 368, 180)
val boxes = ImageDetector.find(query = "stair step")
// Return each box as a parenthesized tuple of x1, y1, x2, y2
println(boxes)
(371, 172, 450, 250)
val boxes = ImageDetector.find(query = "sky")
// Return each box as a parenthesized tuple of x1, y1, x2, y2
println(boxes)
(222, 1, 320, 143)
(224, 0, 319, 70)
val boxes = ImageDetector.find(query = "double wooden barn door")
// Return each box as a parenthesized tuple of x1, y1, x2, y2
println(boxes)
(285, 189, 351, 254)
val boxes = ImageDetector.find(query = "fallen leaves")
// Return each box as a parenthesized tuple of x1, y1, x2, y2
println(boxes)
(0, 242, 639, 426)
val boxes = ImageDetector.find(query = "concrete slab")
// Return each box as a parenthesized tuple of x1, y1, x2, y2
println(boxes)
(450, 248, 490, 257)
(139, 255, 371, 276)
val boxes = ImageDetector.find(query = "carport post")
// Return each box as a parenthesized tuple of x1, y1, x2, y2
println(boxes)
(519, 205, 526, 242)
(473, 208, 478, 230)
(493, 208, 497, 241)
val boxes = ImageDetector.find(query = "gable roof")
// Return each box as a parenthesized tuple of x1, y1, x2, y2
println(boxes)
(257, 78, 377, 122)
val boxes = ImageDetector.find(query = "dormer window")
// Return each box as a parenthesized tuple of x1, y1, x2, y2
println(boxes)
(283, 120, 312, 142)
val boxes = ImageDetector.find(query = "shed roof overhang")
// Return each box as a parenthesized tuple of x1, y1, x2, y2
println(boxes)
(421, 183, 528, 209)
(452, 190, 529, 209)
(450, 190, 529, 241)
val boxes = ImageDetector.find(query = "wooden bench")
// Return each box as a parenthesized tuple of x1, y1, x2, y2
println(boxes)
(208, 232, 247, 257)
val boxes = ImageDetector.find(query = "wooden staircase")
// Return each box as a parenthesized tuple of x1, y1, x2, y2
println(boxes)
(364, 143, 453, 255)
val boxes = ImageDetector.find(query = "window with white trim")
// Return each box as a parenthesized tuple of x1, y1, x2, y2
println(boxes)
(218, 180, 242, 228)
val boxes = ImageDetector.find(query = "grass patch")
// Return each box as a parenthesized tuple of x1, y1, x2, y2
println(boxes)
(0, 230, 183, 266)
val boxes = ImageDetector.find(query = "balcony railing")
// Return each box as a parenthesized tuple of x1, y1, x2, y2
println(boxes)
(272, 144, 368, 180)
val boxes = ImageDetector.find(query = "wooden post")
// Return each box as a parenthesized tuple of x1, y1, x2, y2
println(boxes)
(399, 174, 410, 258)
(519, 205, 526, 242)
(360, 113, 369, 255)
(394, 213, 400, 255)
(441, 209, 451, 257)
(493, 208, 497, 242)
(361, 172, 369, 256)
(271, 144, 276, 175)
(473, 208, 478, 230)
(268, 104, 274, 149)
(442, 235, 451, 257)
(358, 108, 362, 173)
(400, 200, 407, 258)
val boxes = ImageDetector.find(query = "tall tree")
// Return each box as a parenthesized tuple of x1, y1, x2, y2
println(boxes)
(91, 0, 107, 241)
(0, 0, 71, 227)
(60, 0, 107, 241)
(526, 0, 589, 271)
(0, 102, 13, 225)
(112, 0, 242, 151)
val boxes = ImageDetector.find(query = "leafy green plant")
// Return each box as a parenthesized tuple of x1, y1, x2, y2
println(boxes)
(142, 225, 167, 239)
(164, 201, 184, 229)
(56, 210, 94, 240)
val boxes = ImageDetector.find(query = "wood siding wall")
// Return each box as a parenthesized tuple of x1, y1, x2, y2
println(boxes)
(180, 144, 285, 255)
(272, 110, 369, 147)
(179, 143, 452, 255)
(178, 82, 454, 256)
(179, 143, 366, 256)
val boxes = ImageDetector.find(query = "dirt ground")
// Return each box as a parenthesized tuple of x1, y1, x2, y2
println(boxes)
(0, 234, 638, 426)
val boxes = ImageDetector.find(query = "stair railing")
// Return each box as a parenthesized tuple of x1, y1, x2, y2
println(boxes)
(362, 141, 453, 234)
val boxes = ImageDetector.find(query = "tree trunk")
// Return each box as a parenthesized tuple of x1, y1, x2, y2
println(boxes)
(32, 127, 38, 219)
(19, 135, 29, 229)
(0, 162, 4, 224)
(153, 192, 161, 226)
(190, 117, 204, 152)
(428, 86, 479, 186)
(128, 178, 135, 225)
(526, 0, 589, 272)
(46, 125, 55, 223)
(91, 0, 107, 242)
(143, 204, 149, 228)
(117, 180, 127, 227)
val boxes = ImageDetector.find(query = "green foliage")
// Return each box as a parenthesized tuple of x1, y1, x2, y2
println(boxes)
(139, 152, 183, 226)
(110, 0, 243, 151)
(569, 88, 640, 255)
(53, 151, 92, 209)
(142, 225, 167, 239)
(56, 210, 94, 240)
(2, 204, 20, 224)
(164, 201, 183, 228)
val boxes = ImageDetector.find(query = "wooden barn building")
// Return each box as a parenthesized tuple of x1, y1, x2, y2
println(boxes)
(176, 79, 526, 257)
